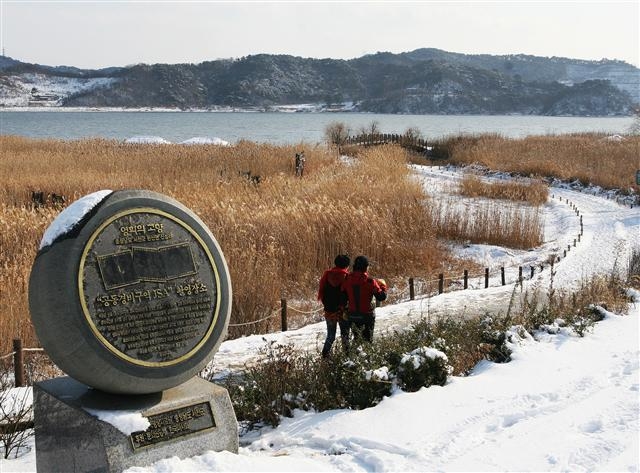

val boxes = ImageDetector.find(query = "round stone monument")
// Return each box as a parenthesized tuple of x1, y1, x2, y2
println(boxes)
(29, 190, 232, 394)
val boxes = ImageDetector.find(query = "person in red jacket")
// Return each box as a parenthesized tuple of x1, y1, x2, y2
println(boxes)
(317, 254, 351, 358)
(342, 255, 387, 343)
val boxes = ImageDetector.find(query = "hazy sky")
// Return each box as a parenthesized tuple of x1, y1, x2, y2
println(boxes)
(1, 1, 638, 69)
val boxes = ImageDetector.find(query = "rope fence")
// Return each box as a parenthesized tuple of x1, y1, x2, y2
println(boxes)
(0, 352, 16, 361)
(227, 308, 281, 328)
(2, 194, 585, 389)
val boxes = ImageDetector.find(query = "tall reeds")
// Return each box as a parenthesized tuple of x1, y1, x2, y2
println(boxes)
(0, 138, 450, 349)
(0, 136, 553, 351)
(459, 174, 549, 206)
(427, 197, 544, 249)
(440, 133, 640, 193)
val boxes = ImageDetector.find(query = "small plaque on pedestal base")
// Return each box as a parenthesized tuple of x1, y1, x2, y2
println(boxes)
(34, 376, 238, 473)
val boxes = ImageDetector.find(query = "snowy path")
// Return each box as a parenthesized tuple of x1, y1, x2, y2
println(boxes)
(211, 166, 639, 375)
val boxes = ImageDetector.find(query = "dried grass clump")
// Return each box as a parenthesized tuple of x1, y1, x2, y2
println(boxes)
(459, 174, 548, 206)
(441, 133, 640, 193)
(428, 198, 544, 249)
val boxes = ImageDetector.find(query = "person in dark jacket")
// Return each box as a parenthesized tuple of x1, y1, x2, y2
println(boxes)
(341, 255, 387, 343)
(317, 254, 351, 358)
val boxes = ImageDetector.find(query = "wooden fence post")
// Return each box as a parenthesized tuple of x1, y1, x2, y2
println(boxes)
(280, 299, 288, 332)
(501, 267, 506, 286)
(485, 268, 489, 288)
(409, 277, 415, 300)
(463, 270, 468, 289)
(518, 266, 523, 283)
(438, 274, 444, 294)
(530, 266, 535, 279)
(13, 338, 24, 388)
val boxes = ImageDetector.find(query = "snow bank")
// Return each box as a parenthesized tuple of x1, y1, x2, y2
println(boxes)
(124, 136, 172, 144)
(39, 190, 112, 249)
(180, 137, 230, 146)
(123, 136, 231, 145)
(602, 134, 625, 141)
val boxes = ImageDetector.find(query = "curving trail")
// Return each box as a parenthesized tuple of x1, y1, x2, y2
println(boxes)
(211, 165, 639, 374)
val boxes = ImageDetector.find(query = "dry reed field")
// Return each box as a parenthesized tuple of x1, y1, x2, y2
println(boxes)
(1, 137, 466, 350)
(459, 174, 549, 206)
(427, 197, 544, 249)
(443, 134, 640, 194)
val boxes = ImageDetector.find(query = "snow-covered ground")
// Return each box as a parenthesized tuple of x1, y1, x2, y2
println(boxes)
(1, 166, 638, 472)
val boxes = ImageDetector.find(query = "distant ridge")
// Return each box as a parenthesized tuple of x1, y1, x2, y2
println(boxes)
(1, 48, 638, 116)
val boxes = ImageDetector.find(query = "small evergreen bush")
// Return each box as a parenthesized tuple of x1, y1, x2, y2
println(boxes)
(394, 347, 448, 392)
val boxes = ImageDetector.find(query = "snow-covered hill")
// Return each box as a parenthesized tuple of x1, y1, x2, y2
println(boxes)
(1, 50, 637, 114)
(0, 73, 116, 107)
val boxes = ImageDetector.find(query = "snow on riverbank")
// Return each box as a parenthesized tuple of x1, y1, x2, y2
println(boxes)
(1, 166, 638, 472)
(124, 135, 230, 145)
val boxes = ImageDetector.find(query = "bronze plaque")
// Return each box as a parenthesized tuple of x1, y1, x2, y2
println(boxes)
(78, 208, 221, 367)
(130, 402, 216, 450)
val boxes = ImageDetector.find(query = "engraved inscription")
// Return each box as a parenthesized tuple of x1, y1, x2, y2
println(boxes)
(130, 402, 216, 450)
(79, 209, 220, 366)
(97, 243, 197, 289)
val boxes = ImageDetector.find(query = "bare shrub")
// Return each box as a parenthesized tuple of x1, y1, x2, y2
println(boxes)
(402, 127, 423, 142)
(628, 247, 640, 288)
(0, 387, 33, 459)
(324, 121, 351, 147)
(628, 107, 640, 135)
(517, 272, 631, 337)
(357, 121, 381, 136)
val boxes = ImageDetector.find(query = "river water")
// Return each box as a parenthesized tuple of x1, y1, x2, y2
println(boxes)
(0, 110, 633, 143)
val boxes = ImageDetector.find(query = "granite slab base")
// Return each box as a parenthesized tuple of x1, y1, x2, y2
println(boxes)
(34, 376, 238, 473)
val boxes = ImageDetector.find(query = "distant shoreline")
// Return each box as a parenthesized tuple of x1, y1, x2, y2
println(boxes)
(0, 106, 633, 118)
(0, 103, 358, 114)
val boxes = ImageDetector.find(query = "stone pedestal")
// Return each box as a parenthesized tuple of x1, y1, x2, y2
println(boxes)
(34, 376, 238, 473)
